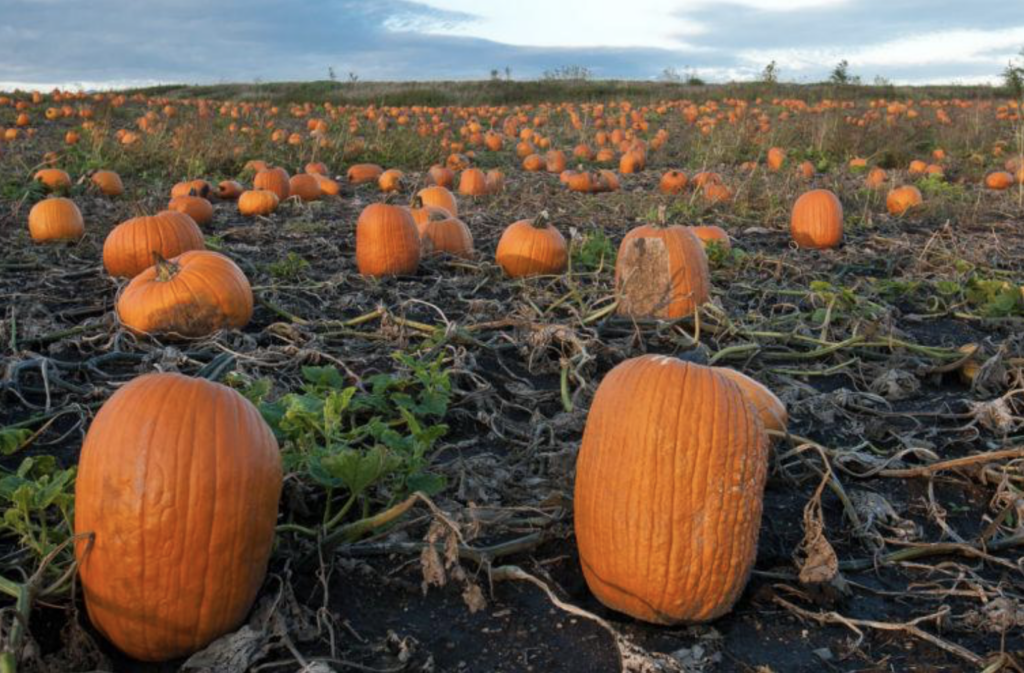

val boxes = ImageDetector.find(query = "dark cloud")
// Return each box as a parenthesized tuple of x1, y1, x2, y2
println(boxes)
(0, 0, 1020, 87)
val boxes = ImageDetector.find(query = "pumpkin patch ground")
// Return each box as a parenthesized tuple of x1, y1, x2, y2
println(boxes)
(1, 81, 1024, 672)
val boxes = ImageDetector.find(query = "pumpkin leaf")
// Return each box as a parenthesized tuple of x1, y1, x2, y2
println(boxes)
(0, 428, 32, 456)
(405, 471, 446, 496)
(302, 366, 346, 390)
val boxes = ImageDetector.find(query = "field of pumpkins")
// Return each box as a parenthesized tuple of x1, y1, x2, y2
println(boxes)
(1, 85, 1024, 672)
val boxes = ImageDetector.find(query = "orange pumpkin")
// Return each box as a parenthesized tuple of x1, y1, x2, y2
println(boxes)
(378, 168, 404, 192)
(985, 171, 1014, 190)
(659, 170, 688, 194)
(304, 161, 329, 175)
(865, 167, 887, 189)
(117, 250, 253, 337)
(313, 174, 341, 196)
(495, 214, 568, 278)
(103, 211, 205, 278)
(485, 169, 505, 194)
(355, 203, 421, 277)
(790, 189, 843, 249)
(34, 168, 72, 192)
(716, 368, 787, 433)
(28, 197, 85, 242)
(457, 168, 488, 197)
(522, 153, 545, 172)
(217, 180, 244, 200)
(238, 190, 279, 216)
(91, 170, 125, 197)
(416, 185, 458, 216)
(171, 179, 212, 199)
(615, 223, 710, 319)
(416, 209, 474, 259)
(289, 174, 321, 201)
(75, 372, 282, 661)
(347, 163, 383, 185)
(253, 167, 290, 200)
(545, 150, 567, 173)
(427, 165, 455, 188)
(767, 147, 786, 171)
(167, 195, 214, 226)
(688, 225, 731, 251)
(574, 355, 768, 624)
(886, 186, 923, 216)
(702, 182, 733, 205)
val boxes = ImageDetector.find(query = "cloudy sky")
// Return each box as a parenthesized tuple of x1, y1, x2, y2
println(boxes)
(2, 0, 1023, 90)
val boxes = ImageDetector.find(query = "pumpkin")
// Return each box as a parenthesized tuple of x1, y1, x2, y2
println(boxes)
(908, 159, 927, 175)
(34, 168, 72, 192)
(767, 147, 786, 171)
(702, 182, 733, 205)
(865, 167, 887, 189)
(886, 185, 923, 216)
(566, 171, 595, 193)
(416, 185, 458, 216)
(619, 152, 643, 174)
(355, 203, 421, 277)
(378, 168, 404, 192)
(796, 161, 815, 179)
(985, 171, 1014, 190)
(75, 372, 282, 661)
(522, 153, 545, 172)
(117, 250, 252, 337)
(596, 170, 620, 192)
(28, 197, 84, 242)
(313, 174, 342, 196)
(427, 165, 455, 188)
(253, 167, 290, 200)
(171, 180, 212, 199)
(574, 355, 768, 624)
(167, 195, 214, 226)
(217, 180, 244, 200)
(715, 368, 787, 433)
(573, 143, 593, 161)
(659, 170, 688, 194)
(485, 169, 505, 194)
(238, 189, 279, 216)
(688, 225, 731, 251)
(545, 150, 567, 173)
(288, 174, 321, 201)
(495, 214, 568, 278)
(693, 172, 721, 188)
(304, 161, 328, 175)
(457, 168, 488, 196)
(347, 163, 383, 184)
(615, 223, 710, 319)
(790, 189, 843, 250)
(243, 159, 270, 174)
(91, 170, 124, 197)
(103, 211, 205, 278)
(416, 209, 474, 259)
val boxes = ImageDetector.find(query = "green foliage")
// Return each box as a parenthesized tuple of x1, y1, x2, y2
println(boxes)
(705, 241, 746, 268)
(232, 351, 451, 530)
(571, 229, 615, 272)
(916, 174, 965, 200)
(267, 252, 310, 281)
(809, 280, 884, 322)
(0, 178, 47, 205)
(964, 278, 1024, 317)
(0, 457, 76, 563)
(0, 428, 32, 456)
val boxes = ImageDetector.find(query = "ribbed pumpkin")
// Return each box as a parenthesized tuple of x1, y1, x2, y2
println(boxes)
(790, 189, 843, 249)
(347, 163, 383, 184)
(288, 174, 321, 201)
(688, 225, 731, 251)
(574, 355, 768, 624)
(886, 186, 923, 216)
(427, 165, 455, 188)
(103, 211, 205, 278)
(253, 167, 290, 200)
(117, 250, 253, 337)
(91, 170, 124, 197)
(715, 368, 787, 433)
(416, 209, 474, 259)
(28, 197, 84, 242)
(74, 372, 282, 661)
(416, 186, 458, 216)
(34, 168, 72, 192)
(457, 168, 489, 196)
(615, 223, 710, 319)
(355, 203, 421, 277)
(238, 189, 279, 216)
(659, 170, 688, 194)
(495, 214, 568, 278)
(378, 168, 404, 192)
(167, 195, 214, 226)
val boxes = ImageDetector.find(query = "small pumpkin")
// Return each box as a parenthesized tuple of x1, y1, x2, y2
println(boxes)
(347, 163, 383, 184)
(886, 186, 923, 216)
(865, 167, 887, 189)
(615, 221, 710, 319)
(313, 174, 342, 196)
(416, 209, 474, 259)
(522, 153, 545, 172)
(416, 186, 458, 216)
(171, 179, 212, 199)
(289, 174, 321, 201)
(217, 180, 244, 200)
(702, 182, 733, 205)
(355, 203, 421, 277)
(659, 170, 688, 194)
(28, 197, 85, 242)
(790, 189, 843, 250)
(574, 355, 768, 624)
(167, 195, 214, 226)
(34, 168, 72, 192)
(304, 161, 329, 175)
(75, 372, 282, 661)
(103, 211, 205, 278)
(378, 168, 404, 192)
(495, 213, 568, 278)
(688, 225, 731, 251)
(238, 190, 279, 216)
(457, 168, 488, 197)
(427, 165, 455, 188)
(253, 167, 290, 201)
(91, 170, 125, 197)
(485, 169, 505, 194)
(117, 250, 253, 337)
(985, 171, 1014, 190)
(545, 150, 567, 173)
(767, 147, 786, 171)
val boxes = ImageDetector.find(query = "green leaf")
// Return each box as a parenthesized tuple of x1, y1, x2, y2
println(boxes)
(320, 446, 401, 495)
(0, 428, 32, 456)
(302, 366, 346, 390)
(405, 471, 446, 496)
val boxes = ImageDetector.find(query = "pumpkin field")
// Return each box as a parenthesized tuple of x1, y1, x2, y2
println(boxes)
(1, 80, 1024, 672)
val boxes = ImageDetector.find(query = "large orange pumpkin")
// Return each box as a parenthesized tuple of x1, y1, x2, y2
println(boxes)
(457, 168, 488, 196)
(495, 215, 568, 278)
(574, 355, 768, 624)
(355, 203, 421, 277)
(790, 189, 843, 249)
(103, 211, 205, 278)
(615, 224, 710, 319)
(715, 368, 787, 433)
(28, 197, 85, 242)
(117, 250, 253, 337)
(75, 372, 282, 661)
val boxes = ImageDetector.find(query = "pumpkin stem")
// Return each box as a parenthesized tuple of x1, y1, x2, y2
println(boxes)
(655, 204, 667, 227)
(410, 194, 424, 210)
(533, 210, 551, 228)
(152, 251, 180, 282)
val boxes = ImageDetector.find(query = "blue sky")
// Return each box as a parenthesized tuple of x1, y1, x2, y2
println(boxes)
(2, 0, 1023, 89)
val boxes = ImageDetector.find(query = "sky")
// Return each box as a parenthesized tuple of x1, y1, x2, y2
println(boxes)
(1, 0, 1023, 90)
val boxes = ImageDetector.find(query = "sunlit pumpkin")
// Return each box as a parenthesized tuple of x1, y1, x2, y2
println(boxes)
(615, 223, 710, 319)
(790, 189, 843, 249)
(495, 214, 568, 278)
(167, 195, 214, 226)
(238, 189, 279, 216)
(28, 197, 85, 242)
(355, 203, 421, 277)
(886, 185, 923, 216)
(254, 167, 290, 201)
(103, 211, 205, 278)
